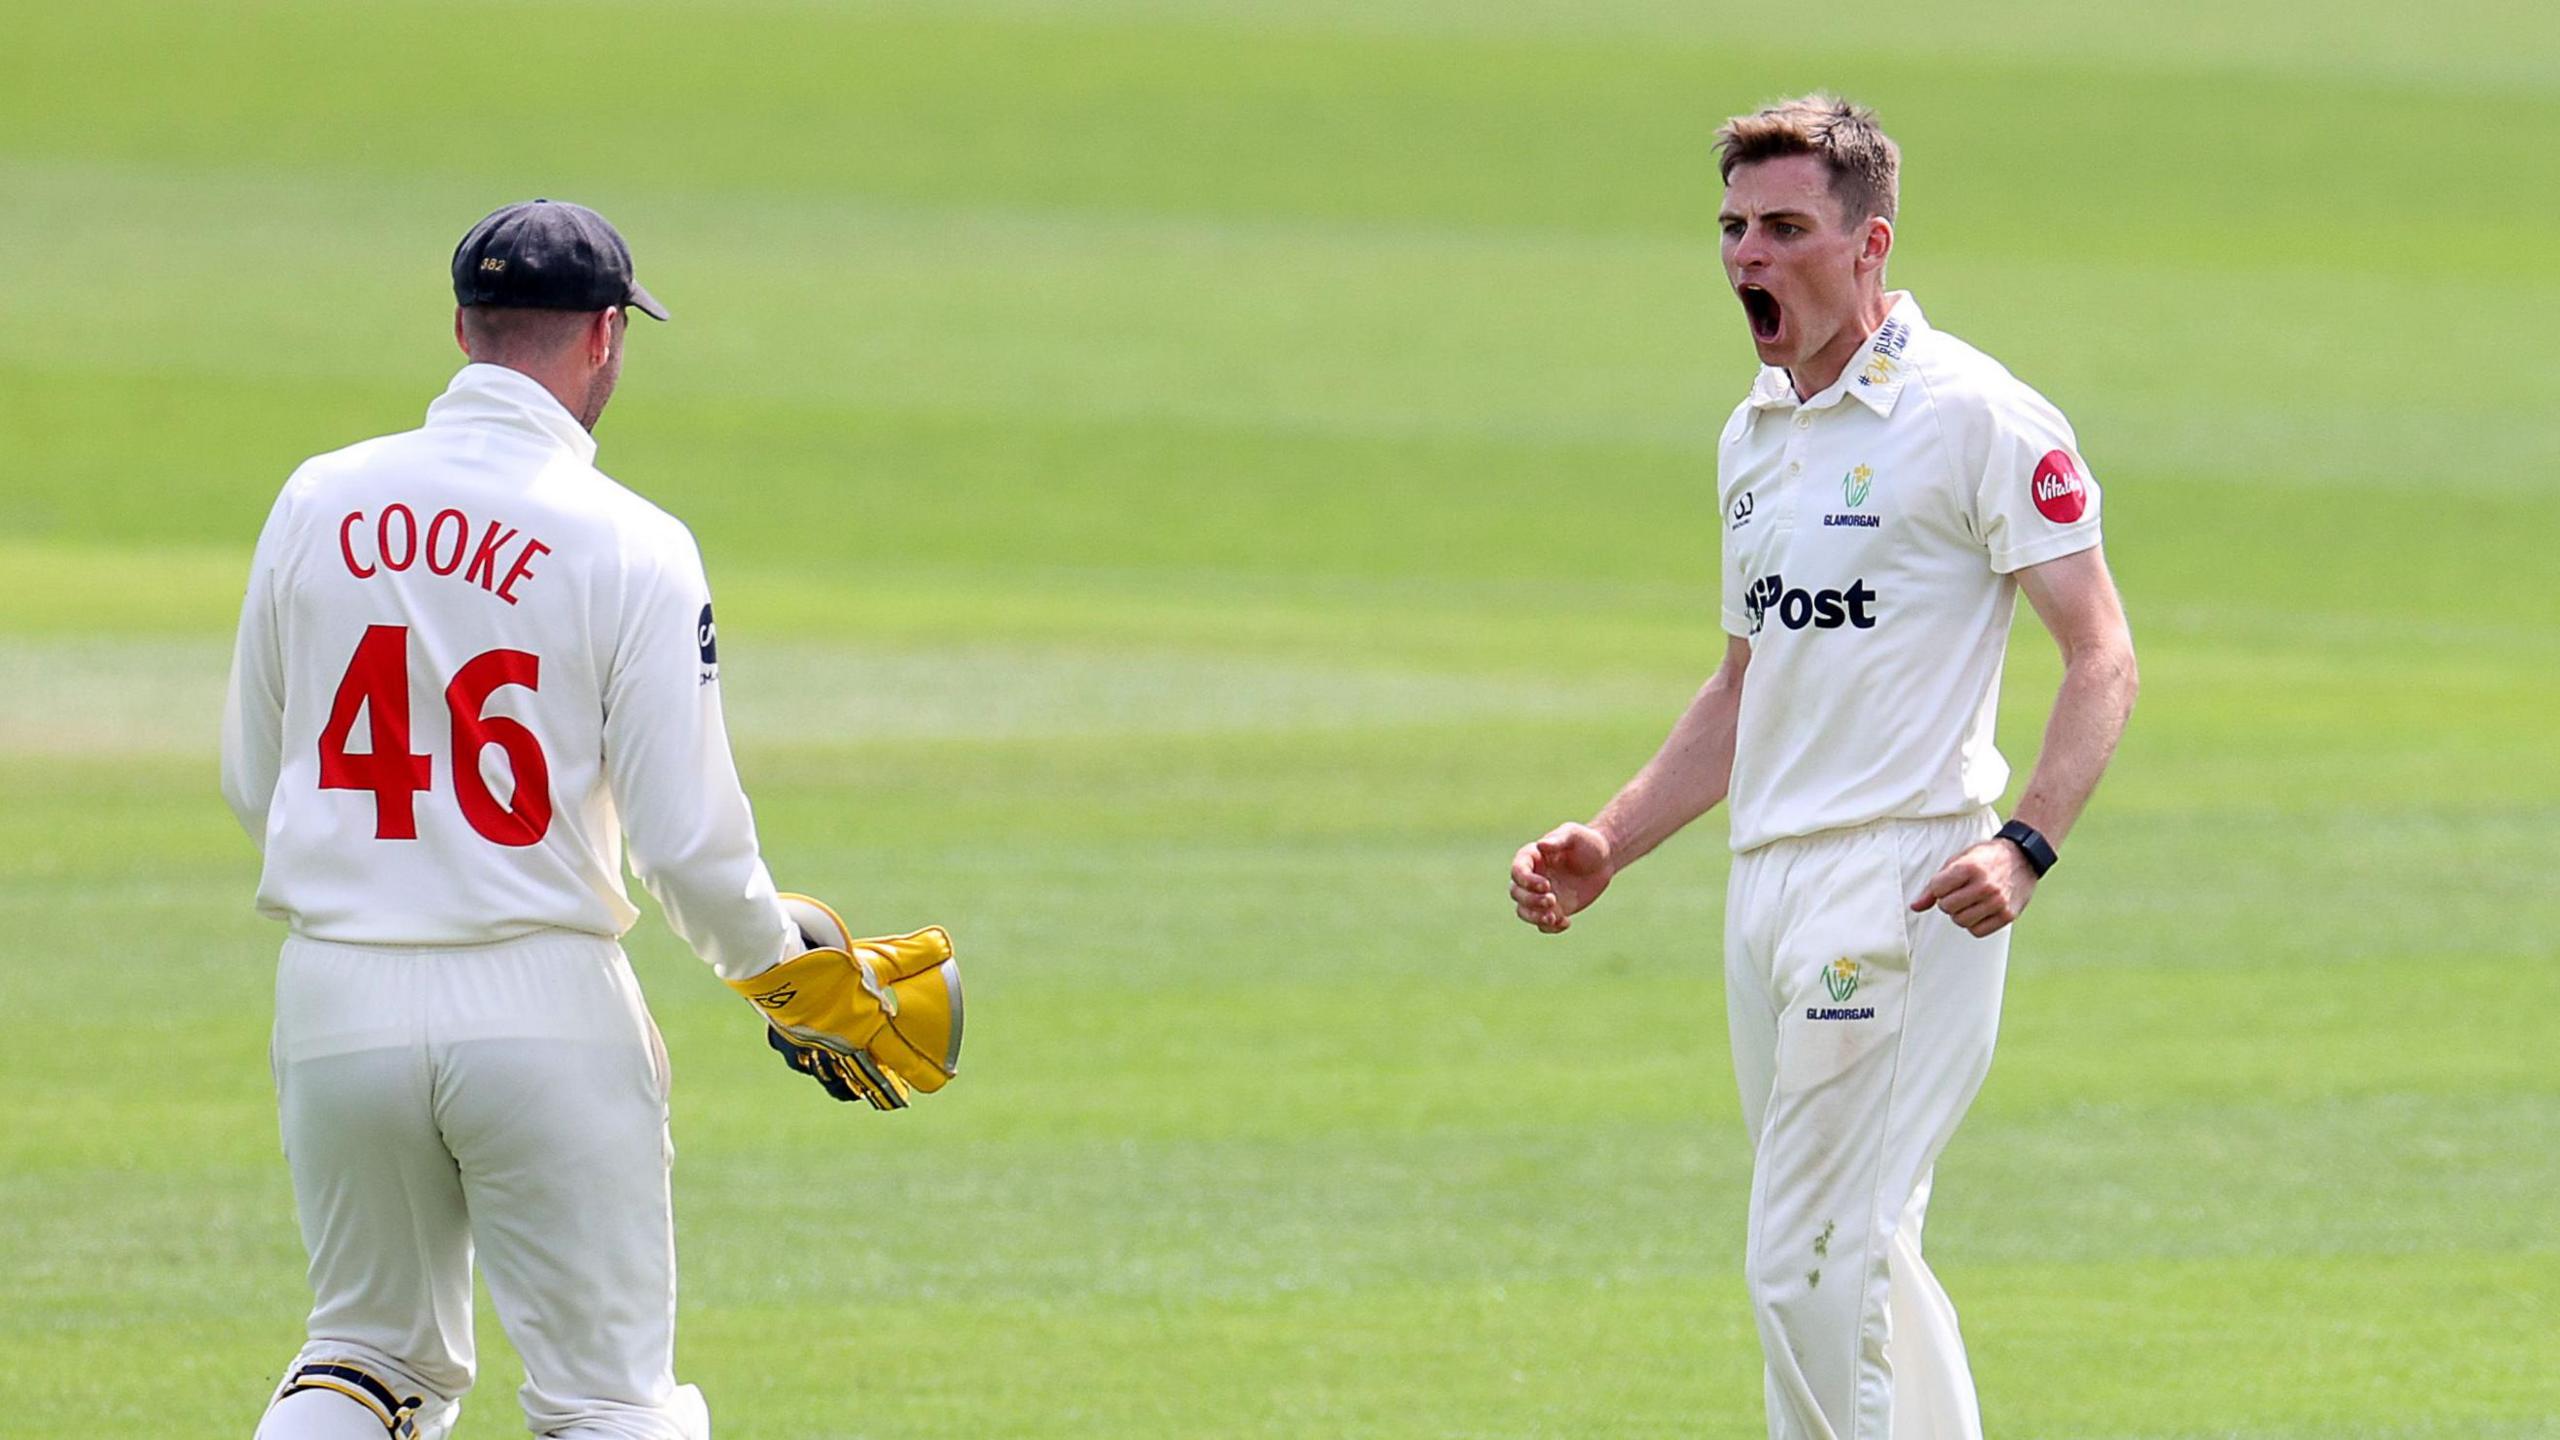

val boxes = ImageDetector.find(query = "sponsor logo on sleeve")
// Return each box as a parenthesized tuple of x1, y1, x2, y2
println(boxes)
(2031, 450, 2090, 524)
(697, 602, 720, 684)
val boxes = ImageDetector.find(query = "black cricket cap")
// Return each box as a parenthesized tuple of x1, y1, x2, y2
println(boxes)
(451, 199, 669, 321)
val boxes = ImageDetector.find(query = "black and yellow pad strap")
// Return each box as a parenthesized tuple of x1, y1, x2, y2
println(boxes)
(276, 1361, 425, 1436)
(765, 1025, 909, 1110)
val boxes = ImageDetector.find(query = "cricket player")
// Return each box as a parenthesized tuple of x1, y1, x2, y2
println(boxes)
(1507, 98, 2139, 1438)
(221, 200, 961, 1440)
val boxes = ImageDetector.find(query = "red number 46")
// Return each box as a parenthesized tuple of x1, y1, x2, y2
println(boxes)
(317, 623, 553, 847)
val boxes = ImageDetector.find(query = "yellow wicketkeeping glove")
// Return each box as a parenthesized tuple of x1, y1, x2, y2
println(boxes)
(730, 893, 964, 1111)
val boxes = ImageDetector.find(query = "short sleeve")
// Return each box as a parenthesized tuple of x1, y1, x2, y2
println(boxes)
(1720, 523, 1750, 638)
(1717, 405, 1755, 637)
(1971, 384, 2103, 575)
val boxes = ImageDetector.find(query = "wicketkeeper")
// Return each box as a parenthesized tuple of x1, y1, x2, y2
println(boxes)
(220, 199, 963, 1440)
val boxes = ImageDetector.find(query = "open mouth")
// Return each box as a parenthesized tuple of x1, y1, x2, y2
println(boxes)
(1738, 284, 1782, 343)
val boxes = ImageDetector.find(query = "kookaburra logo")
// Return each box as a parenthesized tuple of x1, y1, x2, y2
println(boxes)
(1745, 574, 1879, 634)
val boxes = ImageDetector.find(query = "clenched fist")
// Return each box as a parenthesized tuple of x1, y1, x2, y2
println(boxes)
(1910, 839, 2039, 937)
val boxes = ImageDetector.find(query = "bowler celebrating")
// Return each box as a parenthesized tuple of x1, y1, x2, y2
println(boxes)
(1508, 98, 2138, 1439)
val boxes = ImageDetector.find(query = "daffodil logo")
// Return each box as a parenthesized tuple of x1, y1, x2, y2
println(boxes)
(1842, 465, 1873, 509)
(1824, 958, 1860, 1003)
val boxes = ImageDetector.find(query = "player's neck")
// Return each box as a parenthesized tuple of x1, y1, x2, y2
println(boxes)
(477, 358, 603, 433)
(1787, 290, 1895, 402)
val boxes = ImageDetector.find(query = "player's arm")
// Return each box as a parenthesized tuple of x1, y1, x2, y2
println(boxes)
(1912, 544, 2138, 935)
(599, 530, 799, 982)
(1510, 634, 1751, 933)
(598, 528, 965, 1109)
(2007, 545, 2138, 845)
(218, 493, 292, 847)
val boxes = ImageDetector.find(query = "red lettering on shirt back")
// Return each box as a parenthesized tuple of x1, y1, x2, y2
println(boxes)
(377, 505, 418, 570)
(2031, 450, 2088, 524)
(424, 508, 469, 575)
(465, 520, 523, 590)
(339, 511, 376, 578)
(337, 506, 550, 602)
(497, 540, 552, 606)
(317, 625, 553, 846)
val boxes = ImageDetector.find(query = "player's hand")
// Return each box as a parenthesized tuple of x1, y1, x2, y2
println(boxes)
(732, 893, 964, 1111)
(1511, 823, 1615, 933)
(1911, 840, 2038, 937)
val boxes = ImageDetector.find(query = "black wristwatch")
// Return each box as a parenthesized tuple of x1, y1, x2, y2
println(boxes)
(1995, 819, 2058, 878)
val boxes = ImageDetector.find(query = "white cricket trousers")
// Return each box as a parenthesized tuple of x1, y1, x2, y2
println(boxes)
(255, 932, 710, 1440)
(1724, 808, 2009, 1440)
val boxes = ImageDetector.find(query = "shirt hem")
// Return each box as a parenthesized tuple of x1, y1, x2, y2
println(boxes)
(280, 925, 623, 960)
(1988, 525, 2102, 576)
(1729, 802, 2001, 855)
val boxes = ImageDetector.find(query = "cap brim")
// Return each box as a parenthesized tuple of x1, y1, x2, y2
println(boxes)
(627, 282, 670, 322)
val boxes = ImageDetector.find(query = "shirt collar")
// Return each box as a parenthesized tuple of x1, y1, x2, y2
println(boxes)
(424, 363, 600, 465)
(1745, 292, 1926, 418)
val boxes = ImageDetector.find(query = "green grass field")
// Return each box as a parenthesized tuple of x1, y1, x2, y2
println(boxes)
(4, 1, 2556, 1435)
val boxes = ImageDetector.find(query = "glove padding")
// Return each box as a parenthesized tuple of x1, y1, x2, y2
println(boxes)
(731, 893, 963, 1111)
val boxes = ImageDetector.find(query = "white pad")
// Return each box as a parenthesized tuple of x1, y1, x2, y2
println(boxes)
(255, 1388, 389, 1440)
(254, 1364, 459, 1439)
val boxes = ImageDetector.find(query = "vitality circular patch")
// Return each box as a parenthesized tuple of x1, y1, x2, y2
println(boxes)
(2031, 450, 2088, 524)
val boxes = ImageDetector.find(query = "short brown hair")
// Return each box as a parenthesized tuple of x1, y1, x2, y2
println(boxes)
(1714, 95, 1900, 225)
(459, 306, 601, 364)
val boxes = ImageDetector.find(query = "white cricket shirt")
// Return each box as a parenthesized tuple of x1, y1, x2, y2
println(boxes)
(1717, 293, 2103, 852)
(220, 364, 795, 979)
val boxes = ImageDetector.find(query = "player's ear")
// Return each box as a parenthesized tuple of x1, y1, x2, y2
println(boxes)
(589, 308, 619, 367)
(1860, 216, 1894, 274)
(454, 308, 472, 359)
